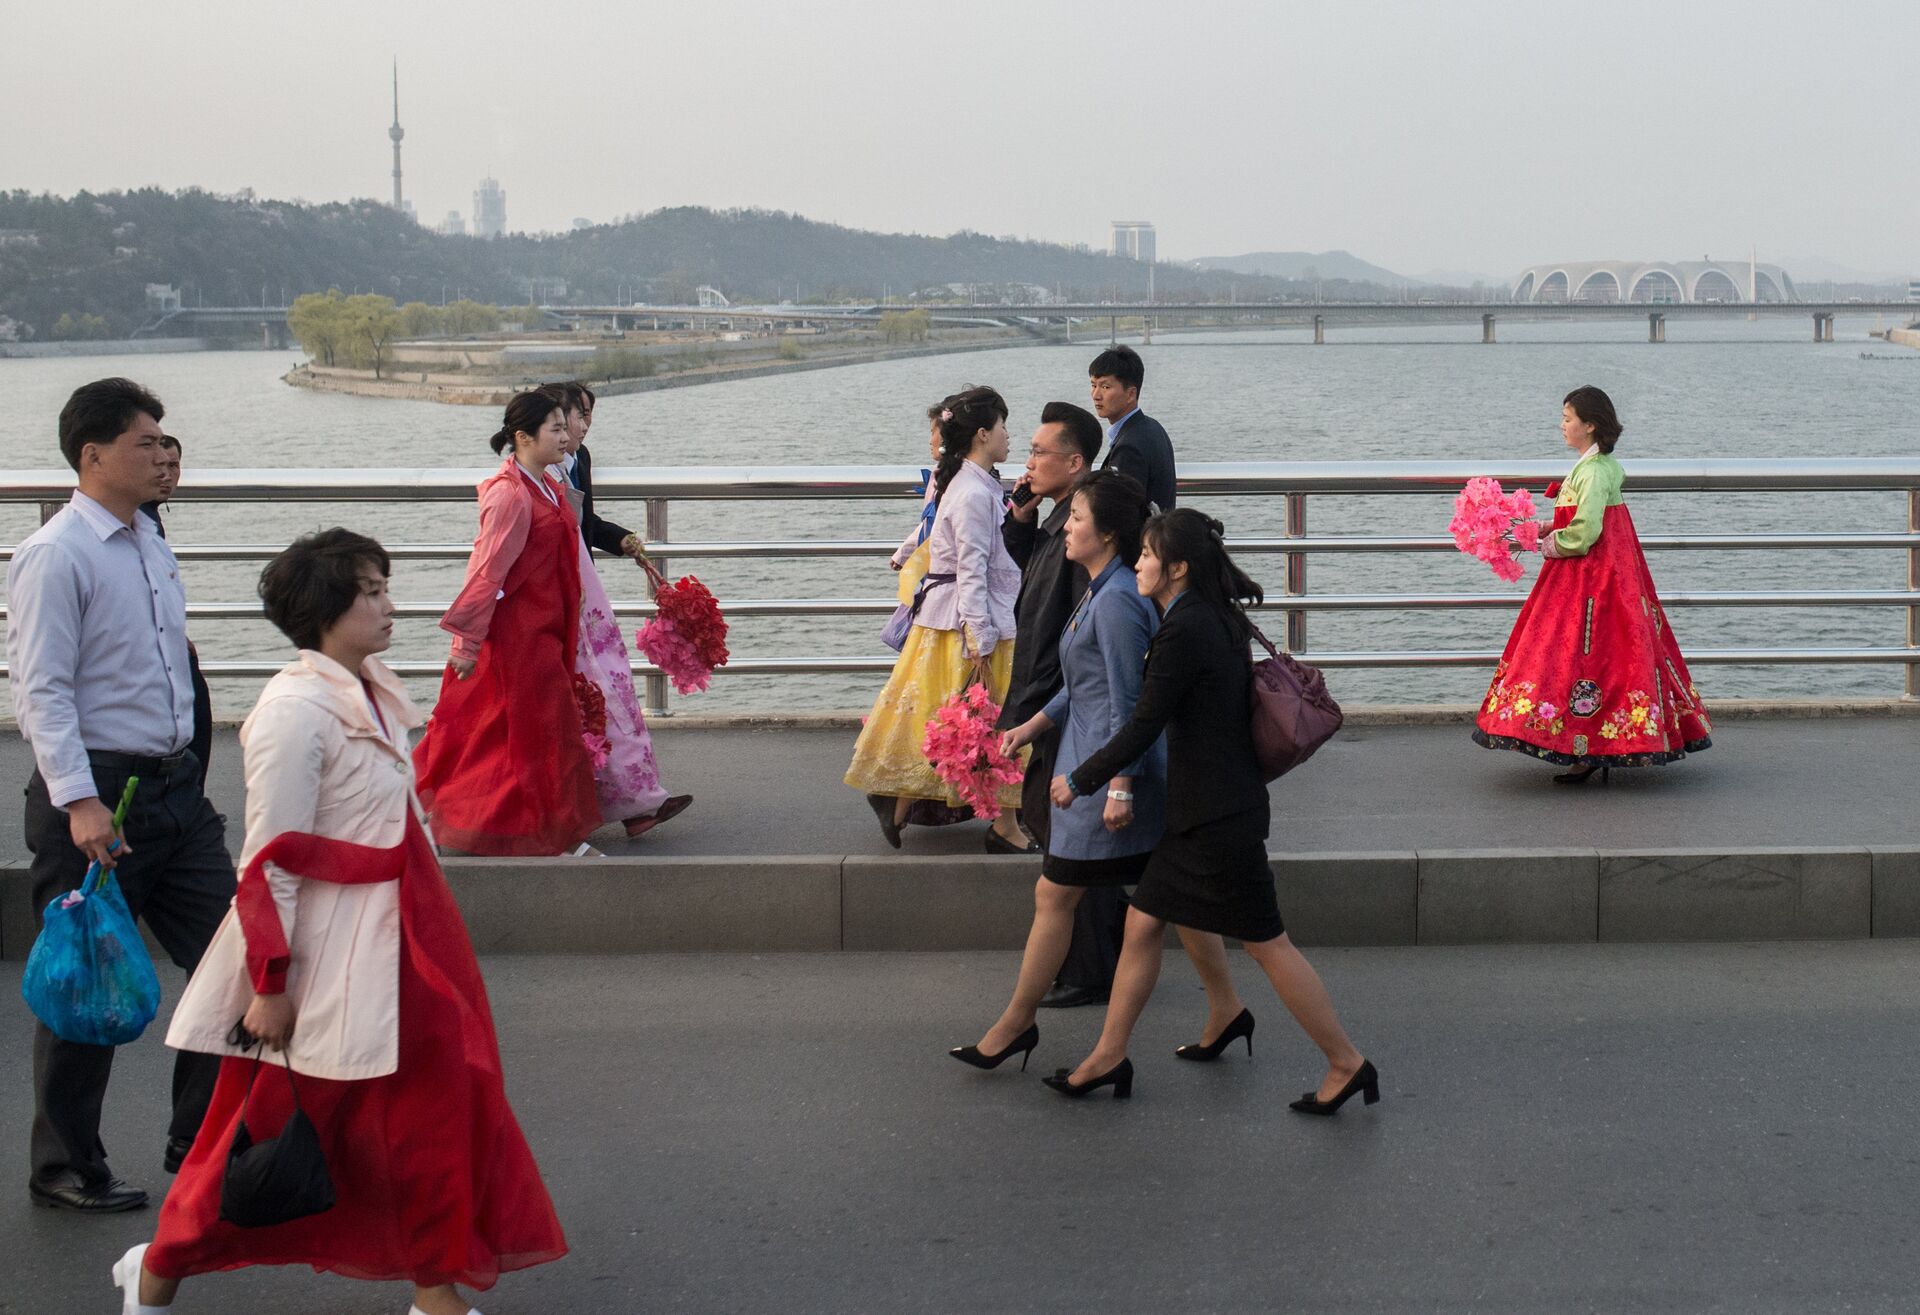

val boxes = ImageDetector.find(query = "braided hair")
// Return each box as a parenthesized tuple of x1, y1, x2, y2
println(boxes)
(930, 385, 1009, 504)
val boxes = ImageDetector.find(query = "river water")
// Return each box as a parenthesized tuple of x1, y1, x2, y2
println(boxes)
(1, 317, 1914, 713)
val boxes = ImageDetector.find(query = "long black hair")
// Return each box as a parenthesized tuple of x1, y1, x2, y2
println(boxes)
(490, 390, 565, 455)
(931, 385, 1009, 503)
(1141, 507, 1263, 650)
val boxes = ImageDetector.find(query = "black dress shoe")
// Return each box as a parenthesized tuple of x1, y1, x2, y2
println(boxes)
(1037, 982, 1109, 1009)
(984, 829, 1039, 855)
(28, 1175, 148, 1213)
(164, 1136, 193, 1174)
(865, 794, 903, 849)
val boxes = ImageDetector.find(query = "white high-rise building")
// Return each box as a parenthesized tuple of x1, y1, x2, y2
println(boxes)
(1110, 221, 1156, 263)
(440, 211, 466, 237)
(473, 177, 507, 239)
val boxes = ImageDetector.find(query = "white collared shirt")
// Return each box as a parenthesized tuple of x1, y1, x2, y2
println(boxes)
(8, 490, 196, 805)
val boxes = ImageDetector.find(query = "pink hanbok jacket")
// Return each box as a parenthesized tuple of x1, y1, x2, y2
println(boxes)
(167, 651, 427, 1079)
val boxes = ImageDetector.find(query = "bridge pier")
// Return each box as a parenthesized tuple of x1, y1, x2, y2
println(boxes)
(1813, 313, 1835, 342)
(1313, 315, 1325, 346)
(1648, 313, 1666, 343)
(1109, 315, 1117, 345)
(1481, 314, 1496, 344)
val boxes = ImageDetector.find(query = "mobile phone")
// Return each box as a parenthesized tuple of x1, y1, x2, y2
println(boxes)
(1008, 483, 1037, 508)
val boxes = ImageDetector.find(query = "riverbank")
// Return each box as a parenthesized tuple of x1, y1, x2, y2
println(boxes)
(283, 327, 1036, 404)
(0, 337, 221, 359)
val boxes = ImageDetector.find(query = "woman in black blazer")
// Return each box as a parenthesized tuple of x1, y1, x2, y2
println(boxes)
(1044, 509, 1377, 1113)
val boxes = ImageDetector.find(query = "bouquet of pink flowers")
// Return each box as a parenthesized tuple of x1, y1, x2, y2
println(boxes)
(634, 555, 731, 695)
(921, 683, 1025, 821)
(1449, 477, 1542, 583)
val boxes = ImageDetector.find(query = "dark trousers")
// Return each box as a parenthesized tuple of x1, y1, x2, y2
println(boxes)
(25, 759, 235, 1186)
(1021, 732, 1129, 991)
(187, 646, 213, 795)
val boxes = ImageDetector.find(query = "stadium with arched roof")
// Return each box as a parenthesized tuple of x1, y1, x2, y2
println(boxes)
(1511, 260, 1798, 304)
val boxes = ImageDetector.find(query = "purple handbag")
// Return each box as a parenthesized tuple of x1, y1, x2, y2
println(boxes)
(1247, 622, 1343, 781)
(881, 573, 954, 653)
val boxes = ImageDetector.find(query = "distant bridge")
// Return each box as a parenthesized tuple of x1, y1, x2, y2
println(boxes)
(150, 299, 1920, 347)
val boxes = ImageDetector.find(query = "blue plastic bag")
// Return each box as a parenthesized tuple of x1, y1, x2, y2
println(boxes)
(20, 778, 161, 1047)
(22, 869, 162, 1046)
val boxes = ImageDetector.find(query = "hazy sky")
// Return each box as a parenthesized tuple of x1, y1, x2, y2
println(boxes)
(8, 0, 1917, 279)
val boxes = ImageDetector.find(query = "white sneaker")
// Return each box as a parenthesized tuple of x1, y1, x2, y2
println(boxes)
(407, 1307, 481, 1315)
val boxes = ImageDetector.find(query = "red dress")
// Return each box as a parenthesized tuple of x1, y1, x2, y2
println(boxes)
(413, 463, 602, 855)
(1473, 502, 1713, 767)
(145, 820, 567, 1288)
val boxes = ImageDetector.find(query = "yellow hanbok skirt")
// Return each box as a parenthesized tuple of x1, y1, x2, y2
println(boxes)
(844, 624, 1024, 806)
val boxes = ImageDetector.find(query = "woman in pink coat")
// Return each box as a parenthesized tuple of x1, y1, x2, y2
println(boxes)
(117, 529, 565, 1315)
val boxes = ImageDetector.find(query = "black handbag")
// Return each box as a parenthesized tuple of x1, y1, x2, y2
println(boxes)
(219, 1034, 336, 1229)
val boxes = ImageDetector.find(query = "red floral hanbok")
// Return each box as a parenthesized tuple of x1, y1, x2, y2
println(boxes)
(1473, 450, 1713, 767)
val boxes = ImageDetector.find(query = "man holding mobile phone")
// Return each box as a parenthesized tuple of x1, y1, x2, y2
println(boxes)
(997, 402, 1104, 856)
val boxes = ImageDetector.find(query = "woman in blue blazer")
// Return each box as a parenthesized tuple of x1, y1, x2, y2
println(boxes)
(954, 472, 1227, 1073)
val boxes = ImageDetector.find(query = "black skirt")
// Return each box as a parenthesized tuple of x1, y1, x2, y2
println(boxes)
(1130, 805, 1284, 943)
(1042, 849, 1152, 888)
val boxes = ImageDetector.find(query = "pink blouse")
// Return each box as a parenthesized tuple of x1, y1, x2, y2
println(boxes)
(441, 458, 567, 662)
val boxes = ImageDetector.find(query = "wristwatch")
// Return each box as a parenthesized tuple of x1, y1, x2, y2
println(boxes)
(1107, 789, 1134, 802)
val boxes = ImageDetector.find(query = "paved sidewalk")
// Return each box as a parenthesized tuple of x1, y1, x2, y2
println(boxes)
(5, 717, 1915, 860)
(5, 945, 1920, 1312)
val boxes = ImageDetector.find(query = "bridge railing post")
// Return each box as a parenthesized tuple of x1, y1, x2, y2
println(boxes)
(1284, 492, 1307, 653)
(643, 496, 671, 715)
(1908, 489, 1918, 700)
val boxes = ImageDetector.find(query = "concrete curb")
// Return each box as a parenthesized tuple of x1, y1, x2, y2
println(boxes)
(9, 846, 1920, 958)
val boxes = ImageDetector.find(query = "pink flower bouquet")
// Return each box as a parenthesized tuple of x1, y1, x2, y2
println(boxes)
(1450, 477, 1541, 583)
(921, 683, 1025, 821)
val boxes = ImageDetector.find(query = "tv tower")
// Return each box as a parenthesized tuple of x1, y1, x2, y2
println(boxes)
(389, 60, 405, 211)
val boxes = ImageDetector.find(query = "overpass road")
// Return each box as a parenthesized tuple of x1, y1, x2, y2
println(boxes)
(4, 943, 1919, 1313)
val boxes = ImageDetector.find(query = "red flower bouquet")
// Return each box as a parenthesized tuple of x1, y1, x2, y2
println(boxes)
(634, 555, 730, 695)
(921, 683, 1025, 820)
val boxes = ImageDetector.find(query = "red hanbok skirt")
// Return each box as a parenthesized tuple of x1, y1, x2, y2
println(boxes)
(1473, 503, 1713, 767)
(413, 491, 601, 856)
(145, 821, 567, 1289)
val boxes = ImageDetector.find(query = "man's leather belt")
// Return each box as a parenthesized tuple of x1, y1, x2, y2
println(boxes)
(87, 748, 194, 778)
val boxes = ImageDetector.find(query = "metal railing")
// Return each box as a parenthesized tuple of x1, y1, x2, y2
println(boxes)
(2, 459, 1916, 707)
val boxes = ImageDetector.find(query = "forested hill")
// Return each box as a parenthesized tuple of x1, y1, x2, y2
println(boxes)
(0, 189, 1409, 340)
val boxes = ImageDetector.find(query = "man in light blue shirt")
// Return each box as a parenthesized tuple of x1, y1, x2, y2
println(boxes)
(8, 378, 235, 1213)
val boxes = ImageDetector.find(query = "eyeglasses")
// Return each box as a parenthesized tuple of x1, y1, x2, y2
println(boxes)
(1028, 446, 1074, 459)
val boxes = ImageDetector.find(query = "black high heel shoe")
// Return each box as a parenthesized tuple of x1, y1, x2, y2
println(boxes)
(1288, 1059, 1380, 1116)
(866, 794, 903, 849)
(1174, 1008, 1255, 1062)
(1041, 1057, 1133, 1099)
(950, 1023, 1039, 1071)
(1553, 764, 1611, 785)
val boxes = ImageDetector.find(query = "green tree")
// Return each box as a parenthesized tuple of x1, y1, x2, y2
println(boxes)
(397, 301, 446, 338)
(443, 299, 501, 335)
(288, 289, 348, 366)
(339, 293, 402, 378)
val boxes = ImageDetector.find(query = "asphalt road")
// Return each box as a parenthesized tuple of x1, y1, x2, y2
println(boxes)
(5, 717, 1916, 861)
(6, 943, 1920, 1313)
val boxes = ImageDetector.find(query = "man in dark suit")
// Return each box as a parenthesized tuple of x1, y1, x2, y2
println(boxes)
(997, 402, 1103, 854)
(138, 434, 213, 797)
(546, 382, 646, 561)
(1088, 344, 1176, 512)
